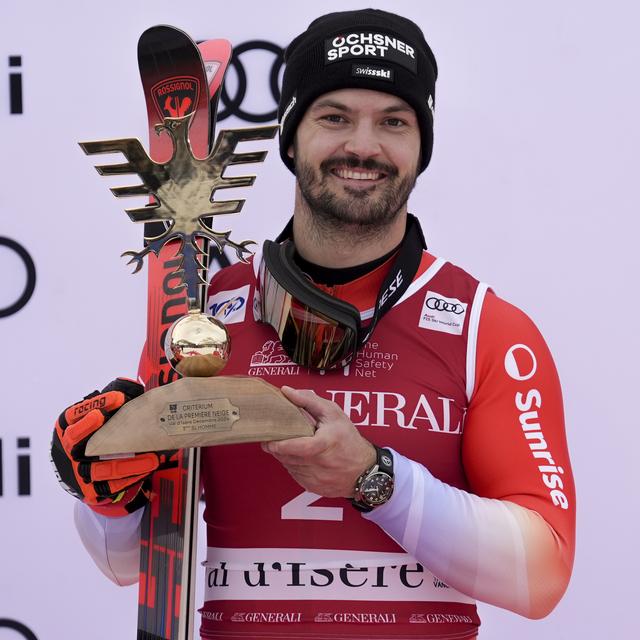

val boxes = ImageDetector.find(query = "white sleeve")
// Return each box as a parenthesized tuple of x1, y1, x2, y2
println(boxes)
(74, 501, 143, 586)
(364, 449, 568, 619)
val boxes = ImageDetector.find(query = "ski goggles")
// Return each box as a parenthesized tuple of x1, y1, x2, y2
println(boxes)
(257, 214, 427, 371)
(259, 239, 363, 370)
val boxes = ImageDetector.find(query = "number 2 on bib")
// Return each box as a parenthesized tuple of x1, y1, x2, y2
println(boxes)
(281, 490, 344, 521)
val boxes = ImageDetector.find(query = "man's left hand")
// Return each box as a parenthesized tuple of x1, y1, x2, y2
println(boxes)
(262, 385, 376, 498)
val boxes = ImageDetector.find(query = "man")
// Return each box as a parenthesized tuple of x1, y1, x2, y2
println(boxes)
(51, 9, 575, 639)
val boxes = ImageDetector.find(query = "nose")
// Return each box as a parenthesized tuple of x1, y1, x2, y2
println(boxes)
(342, 120, 382, 161)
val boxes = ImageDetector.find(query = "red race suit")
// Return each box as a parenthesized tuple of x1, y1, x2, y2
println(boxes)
(196, 248, 576, 639)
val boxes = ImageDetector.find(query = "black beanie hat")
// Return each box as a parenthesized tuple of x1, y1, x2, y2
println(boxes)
(278, 9, 438, 175)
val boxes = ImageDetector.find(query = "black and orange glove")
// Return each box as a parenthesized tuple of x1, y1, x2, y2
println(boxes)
(51, 378, 177, 517)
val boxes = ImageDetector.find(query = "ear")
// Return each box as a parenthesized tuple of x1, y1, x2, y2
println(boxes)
(287, 144, 294, 159)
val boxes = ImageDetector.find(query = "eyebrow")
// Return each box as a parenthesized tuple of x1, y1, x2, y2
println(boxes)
(310, 99, 414, 114)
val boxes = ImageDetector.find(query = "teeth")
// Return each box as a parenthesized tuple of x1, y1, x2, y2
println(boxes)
(335, 168, 381, 180)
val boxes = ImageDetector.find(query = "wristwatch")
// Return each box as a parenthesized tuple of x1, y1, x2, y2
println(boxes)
(351, 446, 395, 512)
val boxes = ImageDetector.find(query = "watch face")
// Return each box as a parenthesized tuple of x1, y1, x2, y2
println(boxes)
(360, 471, 394, 506)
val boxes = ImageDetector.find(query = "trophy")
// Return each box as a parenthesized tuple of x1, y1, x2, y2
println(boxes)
(80, 114, 313, 455)
(77, 26, 311, 640)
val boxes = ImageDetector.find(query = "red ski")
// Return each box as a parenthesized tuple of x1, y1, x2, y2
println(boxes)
(136, 27, 231, 640)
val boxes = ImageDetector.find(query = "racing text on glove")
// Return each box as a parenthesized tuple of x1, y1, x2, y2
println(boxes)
(50, 378, 176, 517)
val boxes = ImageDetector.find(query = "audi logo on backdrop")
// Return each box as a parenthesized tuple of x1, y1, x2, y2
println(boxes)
(218, 40, 284, 123)
(0, 237, 36, 317)
(0, 619, 38, 640)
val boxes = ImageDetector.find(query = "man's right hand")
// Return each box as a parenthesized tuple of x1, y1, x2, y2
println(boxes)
(50, 378, 176, 517)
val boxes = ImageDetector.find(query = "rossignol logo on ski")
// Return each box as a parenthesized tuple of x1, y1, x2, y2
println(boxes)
(325, 32, 417, 73)
(203, 60, 221, 86)
(151, 75, 200, 119)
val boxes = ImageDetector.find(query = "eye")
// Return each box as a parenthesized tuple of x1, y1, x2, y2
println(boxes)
(320, 113, 347, 124)
(384, 117, 406, 128)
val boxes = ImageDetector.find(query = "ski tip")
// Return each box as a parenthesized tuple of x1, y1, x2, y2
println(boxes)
(198, 38, 232, 54)
(137, 25, 198, 53)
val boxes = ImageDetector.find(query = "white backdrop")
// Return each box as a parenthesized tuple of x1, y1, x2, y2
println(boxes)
(1, 1, 638, 638)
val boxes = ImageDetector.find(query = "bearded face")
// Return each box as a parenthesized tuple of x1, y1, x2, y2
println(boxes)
(290, 89, 421, 231)
(295, 149, 418, 229)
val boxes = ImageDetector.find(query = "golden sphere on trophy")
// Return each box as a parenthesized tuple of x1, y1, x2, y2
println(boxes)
(165, 310, 231, 377)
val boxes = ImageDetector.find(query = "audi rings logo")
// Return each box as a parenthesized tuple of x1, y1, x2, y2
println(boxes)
(425, 296, 465, 315)
(218, 40, 284, 123)
(0, 237, 36, 317)
(0, 619, 38, 640)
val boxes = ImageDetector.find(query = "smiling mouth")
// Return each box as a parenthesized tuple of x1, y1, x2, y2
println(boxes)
(331, 168, 385, 182)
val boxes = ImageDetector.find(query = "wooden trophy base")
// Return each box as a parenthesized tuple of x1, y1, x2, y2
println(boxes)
(86, 376, 314, 456)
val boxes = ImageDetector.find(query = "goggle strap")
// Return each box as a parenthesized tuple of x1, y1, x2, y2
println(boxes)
(359, 214, 426, 345)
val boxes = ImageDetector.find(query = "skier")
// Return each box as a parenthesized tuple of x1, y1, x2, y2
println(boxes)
(52, 9, 575, 639)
